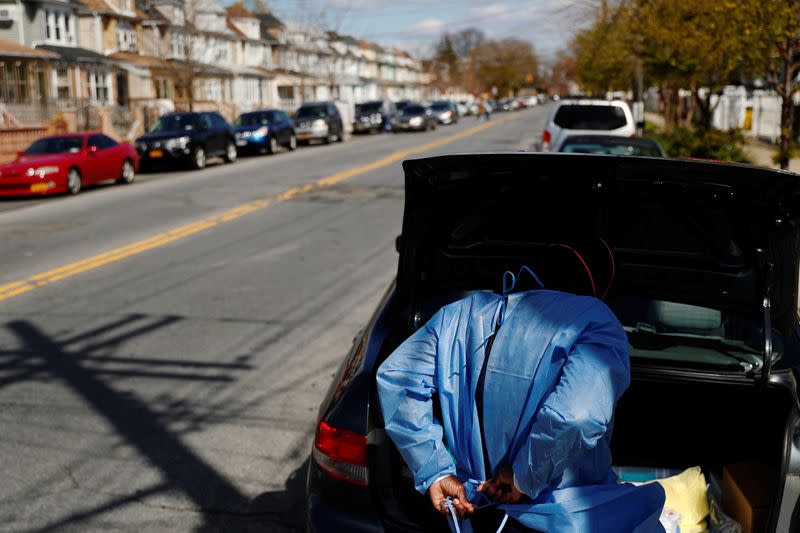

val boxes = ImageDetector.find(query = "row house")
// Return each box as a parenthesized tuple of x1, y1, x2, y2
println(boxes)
(0, 0, 430, 131)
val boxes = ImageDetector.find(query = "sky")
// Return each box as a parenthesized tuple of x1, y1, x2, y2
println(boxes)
(259, 0, 592, 61)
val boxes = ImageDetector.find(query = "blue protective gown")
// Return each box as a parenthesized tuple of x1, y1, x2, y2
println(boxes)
(377, 290, 666, 532)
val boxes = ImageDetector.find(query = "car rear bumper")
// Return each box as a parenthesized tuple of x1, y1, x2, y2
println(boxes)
(296, 125, 330, 141)
(306, 456, 384, 532)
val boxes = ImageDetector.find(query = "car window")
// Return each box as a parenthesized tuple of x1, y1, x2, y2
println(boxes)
(200, 114, 214, 130)
(24, 137, 83, 155)
(356, 102, 382, 114)
(92, 134, 118, 150)
(236, 113, 271, 126)
(328, 104, 338, 116)
(211, 113, 228, 128)
(553, 105, 628, 130)
(403, 105, 425, 115)
(87, 135, 103, 150)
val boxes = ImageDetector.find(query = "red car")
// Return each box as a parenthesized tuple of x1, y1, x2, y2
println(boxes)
(0, 132, 139, 197)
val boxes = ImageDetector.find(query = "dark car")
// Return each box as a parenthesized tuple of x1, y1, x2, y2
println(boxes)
(353, 101, 396, 134)
(293, 102, 345, 144)
(135, 111, 237, 170)
(429, 100, 459, 125)
(306, 153, 800, 532)
(234, 109, 297, 155)
(390, 104, 437, 132)
(558, 134, 666, 157)
(395, 100, 412, 113)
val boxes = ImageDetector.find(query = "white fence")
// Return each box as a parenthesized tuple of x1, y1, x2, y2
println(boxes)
(710, 88, 782, 142)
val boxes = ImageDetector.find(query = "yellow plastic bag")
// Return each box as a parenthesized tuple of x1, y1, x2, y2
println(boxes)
(655, 466, 710, 533)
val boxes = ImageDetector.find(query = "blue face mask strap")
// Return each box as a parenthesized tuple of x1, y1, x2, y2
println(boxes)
(502, 266, 545, 298)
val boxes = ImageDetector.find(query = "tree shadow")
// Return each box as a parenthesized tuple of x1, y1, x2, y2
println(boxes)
(1, 317, 307, 532)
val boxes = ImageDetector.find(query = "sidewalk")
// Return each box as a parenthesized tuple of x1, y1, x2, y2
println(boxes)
(645, 112, 800, 172)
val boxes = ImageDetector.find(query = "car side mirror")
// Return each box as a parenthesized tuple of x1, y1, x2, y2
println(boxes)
(86, 145, 98, 155)
(16, 150, 24, 158)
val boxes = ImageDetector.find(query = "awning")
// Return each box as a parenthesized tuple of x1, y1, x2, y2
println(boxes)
(0, 38, 57, 59)
(37, 44, 109, 64)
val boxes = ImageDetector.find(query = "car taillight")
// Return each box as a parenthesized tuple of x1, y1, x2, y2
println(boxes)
(312, 420, 368, 486)
(542, 130, 551, 144)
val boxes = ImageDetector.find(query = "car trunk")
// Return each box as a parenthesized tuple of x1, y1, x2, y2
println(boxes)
(369, 154, 800, 531)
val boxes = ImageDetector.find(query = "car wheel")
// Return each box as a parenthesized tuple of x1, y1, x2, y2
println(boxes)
(224, 141, 237, 163)
(192, 146, 207, 170)
(117, 159, 135, 185)
(267, 136, 278, 154)
(324, 132, 334, 144)
(288, 134, 297, 151)
(66, 168, 82, 195)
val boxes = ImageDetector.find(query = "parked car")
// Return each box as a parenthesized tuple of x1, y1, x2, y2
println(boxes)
(558, 134, 665, 157)
(136, 111, 237, 170)
(541, 99, 636, 151)
(233, 109, 297, 155)
(456, 101, 470, 117)
(394, 100, 412, 113)
(429, 100, 459, 125)
(305, 153, 800, 532)
(293, 102, 345, 144)
(353, 101, 396, 134)
(390, 104, 437, 132)
(0, 132, 138, 196)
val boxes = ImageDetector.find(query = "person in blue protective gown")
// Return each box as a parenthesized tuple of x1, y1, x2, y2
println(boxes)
(376, 279, 666, 532)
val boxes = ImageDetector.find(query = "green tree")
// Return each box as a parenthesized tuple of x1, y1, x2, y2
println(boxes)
(473, 39, 538, 96)
(435, 35, 461, 87)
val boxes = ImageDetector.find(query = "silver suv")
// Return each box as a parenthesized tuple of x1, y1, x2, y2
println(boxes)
(541, 99, 636, 151)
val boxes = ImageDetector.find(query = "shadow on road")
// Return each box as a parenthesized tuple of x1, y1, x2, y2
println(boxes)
(1, 317, 306, 532)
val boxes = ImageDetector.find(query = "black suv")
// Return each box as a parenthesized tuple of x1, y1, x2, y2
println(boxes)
(293, 102, 345, 144)
(135, 111, 237, 170)
(353, 101, 396, 134)
(306, 153, 800, 532)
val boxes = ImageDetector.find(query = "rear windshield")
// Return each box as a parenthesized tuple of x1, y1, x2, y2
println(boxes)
(553, 105, 628, 130)
(356, 102, 382, 113)
(560, 139, 662, 156)
(236, 112, 275, 126)
(25, 137, 83, 155)
(402, 105, 426, 115)
(430, 103, 450, 111)
(296, 105, 327, 118)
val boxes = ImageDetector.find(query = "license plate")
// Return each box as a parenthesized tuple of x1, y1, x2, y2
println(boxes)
(298, 132, 310, 140)
(148, 149, 163, 158)
(30, 183, 49, 193)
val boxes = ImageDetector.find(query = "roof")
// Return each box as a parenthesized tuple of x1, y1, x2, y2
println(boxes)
(110, 51, 170, 67)
(36, 44, 108, 63)
(226, 3, 254, 18)
(256, 11, 283, 28)
(226, 17, 248, 39)
(77, 0, 144, 19)
(0, 38, 58, 58)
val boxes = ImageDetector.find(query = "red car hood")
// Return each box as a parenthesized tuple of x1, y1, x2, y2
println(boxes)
(1, 153, 78, 176)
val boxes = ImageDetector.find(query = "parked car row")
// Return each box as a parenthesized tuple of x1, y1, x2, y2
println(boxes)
(0, 98, 482, 198)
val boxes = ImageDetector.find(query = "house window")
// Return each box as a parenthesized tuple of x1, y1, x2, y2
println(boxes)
(119, 0, 129, 11)
(154, 77, 171, 99)
(44, 9, 76, 45)
(170, 33, 185, 58)
(173, 6, 184, 25)
(89, 71, 110, 102)
(197, 79, 221, 101)
(278, 86, 294, 101)
(53, 67, 70, 100)
(117, 25, 137, 51)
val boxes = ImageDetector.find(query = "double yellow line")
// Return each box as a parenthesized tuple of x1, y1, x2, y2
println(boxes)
(0, 116, 513, 303)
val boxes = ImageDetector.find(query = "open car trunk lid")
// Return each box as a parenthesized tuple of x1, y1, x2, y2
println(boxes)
(396, 153, 800, 382)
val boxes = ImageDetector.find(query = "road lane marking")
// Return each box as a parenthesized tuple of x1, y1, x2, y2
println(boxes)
(0, 116, 517, 303)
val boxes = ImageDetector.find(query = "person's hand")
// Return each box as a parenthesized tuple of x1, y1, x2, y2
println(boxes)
(429, 475, 476, 519)
(477, 467, 525, 504)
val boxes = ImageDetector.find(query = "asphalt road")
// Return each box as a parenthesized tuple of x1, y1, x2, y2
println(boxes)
(0, 106, 549, 532)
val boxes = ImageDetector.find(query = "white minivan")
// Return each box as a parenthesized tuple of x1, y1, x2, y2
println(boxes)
(540, 99, 636, 151)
